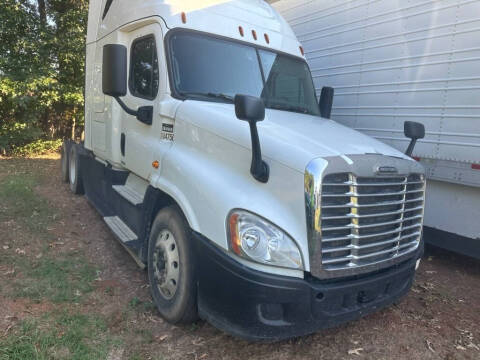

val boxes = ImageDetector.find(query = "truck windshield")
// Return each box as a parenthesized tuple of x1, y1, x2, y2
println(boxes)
(168, 32, 320, 116)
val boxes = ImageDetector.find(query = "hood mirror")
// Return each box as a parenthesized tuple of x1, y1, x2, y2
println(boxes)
(404, 121, 425, 157)
(235, 95, 269, 183)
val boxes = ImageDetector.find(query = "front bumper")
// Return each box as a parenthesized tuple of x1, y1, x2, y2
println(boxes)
(194, 232, 423, 341)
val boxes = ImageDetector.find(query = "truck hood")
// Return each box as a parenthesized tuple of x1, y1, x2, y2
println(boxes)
(176, 100, 411, 172)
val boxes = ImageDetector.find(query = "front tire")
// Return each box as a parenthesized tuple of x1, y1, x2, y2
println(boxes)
(69, 144, 84, 195)
(148, 206, 197, 324)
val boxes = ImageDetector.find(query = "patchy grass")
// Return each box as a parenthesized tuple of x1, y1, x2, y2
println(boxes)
(0, 173, 54, 234)
(0, 312, 116, 360)
(0, 170, 97, 303)
(128, 296, 156, 313)
(11, 253, 97, 303)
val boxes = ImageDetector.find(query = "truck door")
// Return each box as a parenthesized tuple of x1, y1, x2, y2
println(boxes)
(120, 23, 168, 180)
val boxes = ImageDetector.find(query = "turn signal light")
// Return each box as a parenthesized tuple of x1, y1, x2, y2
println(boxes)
(152, 160, 160, 169)
(181, 12, 187, 24)
(229, 213, 241, 255)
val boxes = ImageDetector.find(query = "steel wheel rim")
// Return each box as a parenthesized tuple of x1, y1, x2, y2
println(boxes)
(69, 151, 76, 185)
(153, 229, 180, 300)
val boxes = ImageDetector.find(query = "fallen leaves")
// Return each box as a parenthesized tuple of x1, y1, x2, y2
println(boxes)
(48, 241, 65, 248)
(348, 348, 364, 356)
(3, 268, 15, 276)
(426, 339, 435, 353)
(2, 315, 18, 338)
(454, 328, 480, 353)
(2, 323, 13, 337)
(156, 334, 168, 342)
(106, 348, 124, 360)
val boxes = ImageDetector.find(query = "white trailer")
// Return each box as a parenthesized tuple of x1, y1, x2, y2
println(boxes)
(272, 0, 480, 258)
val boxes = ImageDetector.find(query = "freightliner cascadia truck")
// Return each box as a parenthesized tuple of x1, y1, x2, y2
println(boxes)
(61, 0, 427, 340)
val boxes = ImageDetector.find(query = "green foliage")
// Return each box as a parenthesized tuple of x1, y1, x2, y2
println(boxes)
(0, 0, 88, 153)
(12, 139, 62, 156)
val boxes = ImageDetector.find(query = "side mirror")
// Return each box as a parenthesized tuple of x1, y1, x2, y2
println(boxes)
(234, 95, 269, 183)
(404, 121, 425, 157)
(102, 44, 127, 97)
(319, 86, 334, 119)
(235, 94, 265, 122)
(102, 44, 153, 125)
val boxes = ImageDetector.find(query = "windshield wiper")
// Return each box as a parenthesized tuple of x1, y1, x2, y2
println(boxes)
(179, 92, 234, 103)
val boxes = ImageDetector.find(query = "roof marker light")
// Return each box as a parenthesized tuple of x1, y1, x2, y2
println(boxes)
(239, 26, 244, 37)
(181, 12, 187, 24)
(299, 46, 305, 56)
(264, 33, 270, 44)
(252, 30, 257, 41)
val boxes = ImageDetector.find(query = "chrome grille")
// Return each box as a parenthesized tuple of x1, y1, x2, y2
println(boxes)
(320, 173, 425, 271)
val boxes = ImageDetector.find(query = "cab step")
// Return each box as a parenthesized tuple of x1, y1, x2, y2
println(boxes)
(112, 173, 148, 206)
(104, 216, 145, 269)
(104, 216, 138, 242)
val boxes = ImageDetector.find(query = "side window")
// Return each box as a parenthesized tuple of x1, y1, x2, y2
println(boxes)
(129, 35, 159, 100)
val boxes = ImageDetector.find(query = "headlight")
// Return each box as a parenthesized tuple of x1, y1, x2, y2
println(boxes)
(227, 210, 303, 270)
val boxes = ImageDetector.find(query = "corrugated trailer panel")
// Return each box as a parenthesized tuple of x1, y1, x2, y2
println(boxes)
(273, 0, 480, 187)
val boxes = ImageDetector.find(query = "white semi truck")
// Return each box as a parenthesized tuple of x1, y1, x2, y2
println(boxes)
(62, 0, 427, 340)
(272, 0, 480, 259)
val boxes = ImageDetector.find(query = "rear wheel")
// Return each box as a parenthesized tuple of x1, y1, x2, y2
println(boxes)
(69, 144, 84, 195)
(148, 206, 197, 324)
(60, 141, 69, 183)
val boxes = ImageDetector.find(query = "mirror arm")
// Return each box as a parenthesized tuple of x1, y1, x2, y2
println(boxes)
(114, 96, 138, 117)
(405, 139, 417, 157)
(248, 121, 269, 183)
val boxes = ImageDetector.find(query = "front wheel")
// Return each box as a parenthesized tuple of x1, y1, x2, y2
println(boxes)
(148, 206, 197, 324)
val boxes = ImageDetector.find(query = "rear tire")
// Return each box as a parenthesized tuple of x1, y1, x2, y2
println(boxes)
(60, 141, 69, 183)
(148, 206, 197, 324)
(69, 144, 84, 195)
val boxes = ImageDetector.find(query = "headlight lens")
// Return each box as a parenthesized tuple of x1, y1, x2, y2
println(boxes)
(228, 210, 303, 270)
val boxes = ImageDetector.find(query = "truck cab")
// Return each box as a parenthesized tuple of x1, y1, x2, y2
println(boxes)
(62, 0, 426, 341)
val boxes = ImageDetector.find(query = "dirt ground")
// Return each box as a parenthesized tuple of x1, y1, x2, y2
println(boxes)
(0, 154, 479, 360)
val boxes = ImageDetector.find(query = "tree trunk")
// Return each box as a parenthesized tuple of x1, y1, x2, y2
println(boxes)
(71, 117, 76, 140)
(38, 0, 47, 27)
(71, 107, 76, 140)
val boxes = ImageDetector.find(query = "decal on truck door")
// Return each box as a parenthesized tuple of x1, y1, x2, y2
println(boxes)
(161, 123, 174, 141)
